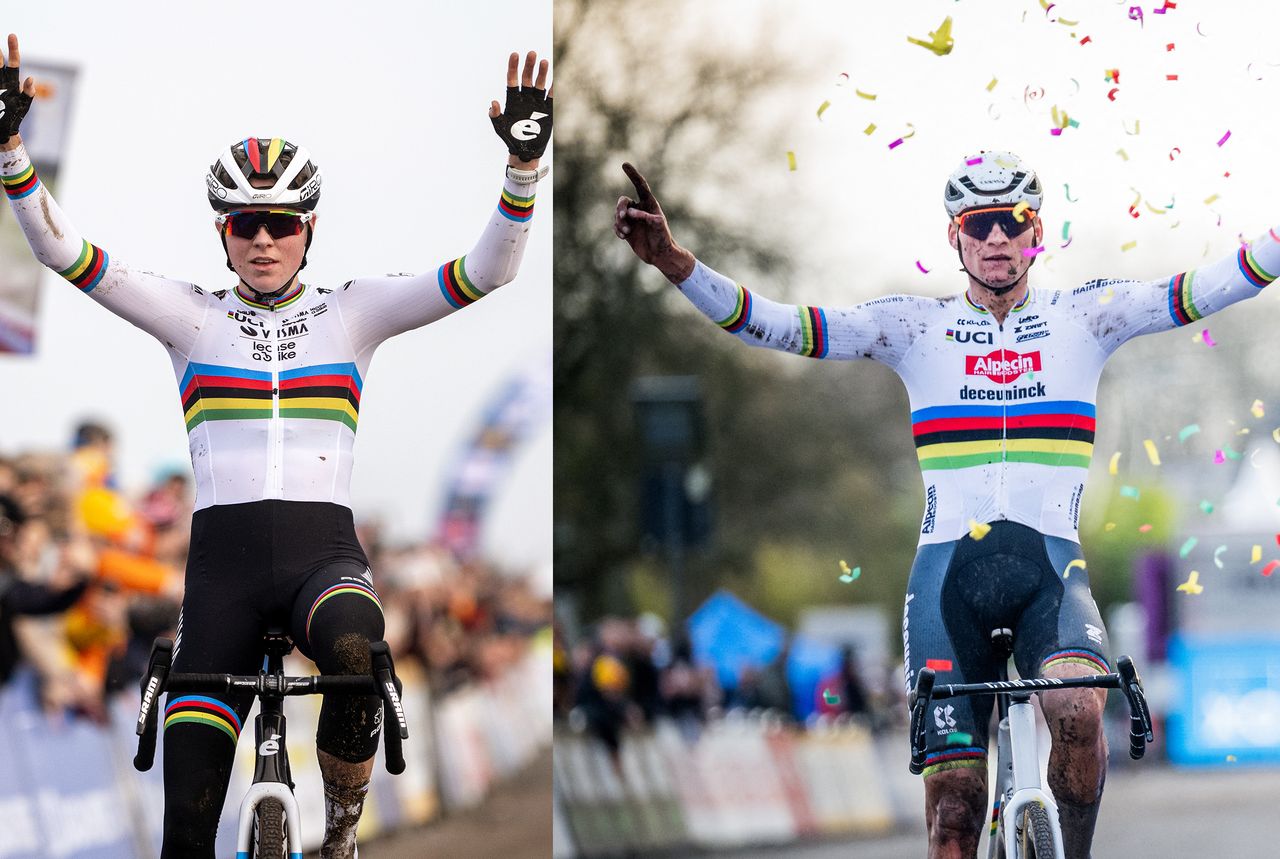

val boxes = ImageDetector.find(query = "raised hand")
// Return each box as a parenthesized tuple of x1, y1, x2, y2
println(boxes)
(489, 51, 552, 166)
(1, 33, 37, 147)
(614, 162, 695, 284)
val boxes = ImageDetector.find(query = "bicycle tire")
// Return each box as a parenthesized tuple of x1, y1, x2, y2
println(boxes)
(252, 797, 287, 859)
(1020, 802, 1058, 859)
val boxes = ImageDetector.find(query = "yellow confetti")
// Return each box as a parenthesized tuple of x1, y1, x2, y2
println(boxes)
(1227, 755, 1237, 762)
(863, 123, 877, 136)
(1105, 522, 1117, 531)
(986, 76, 999, 92)
(787, 151, 797, 171)
(1143, 201, 1169, 215)
(1109, 452, 1121, 475)
(900, 123, 917, 140)
(1252, 400, 1265, 419)
(817, 100, 831, 119)
(1012, 200, 1031, 223)
(855, 89, 877, 101)
(1176, 571, 1204, 595)
(907, 16, 955, 56)
(1121, 240, 1138, 252)
(1122, 119, 1141, 135)
(1274, 428, 1280, 443)
(1253, 545, 1263, 564)
(1144, 439, 1161, 466)
(1064, 559, 1087, 578)
(1099, 289, 1115, 305)
(1204, 193, 1220, 205)
(1116, 148, 1130, 161)
(969, 520, 992, 541)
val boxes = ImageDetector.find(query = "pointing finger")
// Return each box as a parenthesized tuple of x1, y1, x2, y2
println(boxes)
(505, 52, 519, 87)
(621, 162, 655, 206)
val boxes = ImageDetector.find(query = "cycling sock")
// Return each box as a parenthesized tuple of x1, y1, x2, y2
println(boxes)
(1056, 775, 1103, 859)
(320, 778, 369, 859)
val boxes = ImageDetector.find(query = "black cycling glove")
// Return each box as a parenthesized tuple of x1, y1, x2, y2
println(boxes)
(490, 85, 552, 162)
(0, 63, 34, 144)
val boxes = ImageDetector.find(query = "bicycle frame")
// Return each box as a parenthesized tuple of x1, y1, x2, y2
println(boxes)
(989, 690, 1064, 859)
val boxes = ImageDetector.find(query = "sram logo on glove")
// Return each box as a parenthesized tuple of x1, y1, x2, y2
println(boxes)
(965, 349, 1042, 383)
(512, 111, 549, 141)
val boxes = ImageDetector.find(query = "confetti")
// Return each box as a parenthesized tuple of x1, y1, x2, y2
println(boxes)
(855, 88, 877, 101)
(1022, 246, 1046, 258)
(1109, 452, 1121, 475)
(1064, 184, 1078, 202)
(864, 123, 877, 136)
(1080, 35, 1092, 45)
(1253, 545, 1263, 564)
(1105, 522, 1117, 531)
(1120, 485, 1140, 500)
(817, 100, 832, 119)
(1178, 424, 1201, 442)
(1062, 222, 1072, 241)
(1144, 439, 1161, 465)
(838, 560, 862, 583)
(1217, 130, 1231, 146)
(1274, 428, 1280, 444)
(1064, 559, 1087, 578)
(1166, 74, 1179, 81)
(1265, 561, 1280, 577)
(1122, 119, 1141, 135)
(1116, 148, 1130, 161)
(1224, 444, 1241, 460)
(1213, 449, 1226, 464)
(889, 138, 904, 150)
(1154, 0, 1177, 12)
(1121, 240, 1138, 251)
(969, 520, 992, 540)
(1168, 147, 1181, 161)
(1214, 546, 1227, 569)
(1196, 22, 1208, 36)
(1098, 288, 1114, 304)
(1176, 571, 1204, 595)
(1128, 6, 1143, 25)
(1139, 523, 1153, 533)
(1107, 88, 1119, 101)
(1204, 193, 1220, 205)
(1253, 400, 1266, 419)
(1200, 328, 1217, 347)
(787, 151, 797, 171)
(926, 658, 953, 671)
(986, 77, 999, 92)
(822, 688, 841, 705)
(1105, 69, 1120, 83)
(1227, 755, 1237, 762)
(907, 16, 955, 56)
(1167, 42, 1176, 51)
(966, 156, 985, 166)
(1178, 537, 1198, 558)
(1012, 200, 1032, 222)
(1200, 500, 1215, 514)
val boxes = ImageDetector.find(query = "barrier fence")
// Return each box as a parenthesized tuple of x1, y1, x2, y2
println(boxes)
(0, 642, 551, 858)
(553, 716, 899, 858)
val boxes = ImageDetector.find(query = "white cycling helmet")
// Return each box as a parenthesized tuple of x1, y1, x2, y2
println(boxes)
(206, 137, 322, 213)
(943, 151, 1042, 217)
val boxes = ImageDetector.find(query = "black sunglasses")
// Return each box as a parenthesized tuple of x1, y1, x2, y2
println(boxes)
(216, 210, 313, 240)
(953, 206, 1037, 241)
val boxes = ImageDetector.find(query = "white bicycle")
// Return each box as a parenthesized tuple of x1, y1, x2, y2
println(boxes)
(909, 629, 1153, 859)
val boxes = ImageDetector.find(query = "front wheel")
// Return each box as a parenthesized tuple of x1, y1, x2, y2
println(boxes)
(252, 797, 287, 859)
(1020, 802, 1059, 859)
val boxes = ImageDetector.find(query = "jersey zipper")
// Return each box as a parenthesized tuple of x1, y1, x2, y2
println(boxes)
(267, 306, 283, 499)
(996, 318, 1009, 518)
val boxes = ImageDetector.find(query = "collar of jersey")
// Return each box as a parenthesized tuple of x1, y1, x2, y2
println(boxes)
(963, 288, 1032, 316)
(234, 280, 306, 311)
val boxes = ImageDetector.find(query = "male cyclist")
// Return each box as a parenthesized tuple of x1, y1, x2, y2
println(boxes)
(615, 155, 1280, 859)
(1, 34, 551, 859)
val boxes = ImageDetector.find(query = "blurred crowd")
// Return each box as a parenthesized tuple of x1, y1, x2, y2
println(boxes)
(0, 420, 551, 723)
(554, 614, 906, 762)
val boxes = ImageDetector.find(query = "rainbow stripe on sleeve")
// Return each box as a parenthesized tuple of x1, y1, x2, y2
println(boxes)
(911, 401, 1096, 471)
(279, 362, 363, 431)
(57, 240, 110, 293)
(1238, 245, 1277, 288)
(798, 306, 829, 358)
(1166, 271, 1202, 326)
(164, 695, 243, 744)
(498, 188, 535, 222)
(438, 257, 486, 308)
(1, 162, 40, 199)
(305, 580, 383, 644)
(180, 362, 274, 431)
(715, 284, 752, 333)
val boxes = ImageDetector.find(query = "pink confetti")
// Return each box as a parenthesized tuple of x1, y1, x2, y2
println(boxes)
(1214, 449, 1226, 464)
(1217, 130, 1231, 146)
(1167, 74, 1179, 81)
(1129, 6, 1144, 25)
(1202, 329, 1217, 346)
(966, 157, 984, 166)
(1139, 524, 1154, 533)
(1022, 246, 1046, 258)
(916, 260, 931, 274)
(1167, 42, 1176, 50)
(1050, 128, 1063, 136)
(1263, 560, 1280, 577)
(888, 138, 904, 150)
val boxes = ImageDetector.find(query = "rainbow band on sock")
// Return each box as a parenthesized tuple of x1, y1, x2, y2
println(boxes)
(798, 306, 829, 358)
(164, 695, 243, 744)
(2, 162, 40, 199)
(1041, 648, 1109, 675)
(498, 189, 535, 222)
(715, 284, 752, 333)
(921, 747, 986, 778)
(438, 257, 485, 308)
(305, 581, 383, 645)
(57, 240, 110, 293)
(1238, 245, 1277, 288)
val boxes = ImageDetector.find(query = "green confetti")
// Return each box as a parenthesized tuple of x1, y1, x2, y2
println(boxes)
(1225, 444, 1242, 460)
(838, 560, 862, 583)
(1178, 424, 1201, 442)
(1120, 485, 1141, 500)
(1179, 537, 1198, 558)
(822, 688, 841, 705)
(1200, 500, 1215, 514)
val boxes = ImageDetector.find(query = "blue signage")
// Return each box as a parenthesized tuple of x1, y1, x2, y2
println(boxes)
(1166, 634, 1280, 766)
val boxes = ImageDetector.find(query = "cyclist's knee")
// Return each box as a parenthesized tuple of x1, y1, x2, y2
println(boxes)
(1041, 687, 1105, 746)
(924, 767, 986, 840)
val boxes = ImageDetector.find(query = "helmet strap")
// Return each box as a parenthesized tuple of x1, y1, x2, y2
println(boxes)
(221, 223, 314, 300)
(954, 238, 1035, 297)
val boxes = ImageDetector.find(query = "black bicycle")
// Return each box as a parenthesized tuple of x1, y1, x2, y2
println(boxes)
(133, 627, 409, 859)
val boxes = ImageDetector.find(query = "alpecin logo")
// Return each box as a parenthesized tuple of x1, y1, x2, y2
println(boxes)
(965, 349, 1042, 384)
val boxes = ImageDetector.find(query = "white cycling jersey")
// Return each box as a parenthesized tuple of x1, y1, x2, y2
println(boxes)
(674, 231, 1280, 545)
(1, 143, 540, 511)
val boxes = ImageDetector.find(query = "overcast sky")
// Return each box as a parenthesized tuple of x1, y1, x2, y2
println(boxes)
(0, 2, 551, 570)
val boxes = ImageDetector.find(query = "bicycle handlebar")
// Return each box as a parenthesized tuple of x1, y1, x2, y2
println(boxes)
(133, 637, 409, 775)
(907, 654, 1155, 771)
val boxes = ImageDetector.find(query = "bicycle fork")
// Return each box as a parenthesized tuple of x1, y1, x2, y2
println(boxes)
(234, 709, 304, 859)
(993, 695, 1065, 858)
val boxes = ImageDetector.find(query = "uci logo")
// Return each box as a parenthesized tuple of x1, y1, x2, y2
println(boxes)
(945, 328, 993, 345)
(511, 111, 549, 141)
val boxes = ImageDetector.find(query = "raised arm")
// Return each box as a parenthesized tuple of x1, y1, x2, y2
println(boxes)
(339, 50, 552, 352)
(614, 162, 931, 366)
(1067, 227, 1280, 354)
(1, 34, 207, 355)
